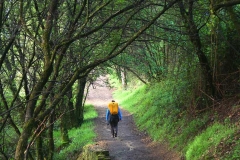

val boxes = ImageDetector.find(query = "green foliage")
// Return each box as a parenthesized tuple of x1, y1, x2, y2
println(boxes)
(53, 104, 97, 159)
(0, 126, 19, 159)
(108, 73, 123, 89)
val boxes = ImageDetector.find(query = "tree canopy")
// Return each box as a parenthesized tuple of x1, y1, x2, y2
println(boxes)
(0, 0, 240, 159)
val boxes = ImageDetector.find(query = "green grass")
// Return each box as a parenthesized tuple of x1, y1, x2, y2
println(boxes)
(113, 84, 147, 113)
(185, 123, 235, 160)
(53, 104, 97, 159)
(113, 77, 239, 159)
(226, 136, 240, 159)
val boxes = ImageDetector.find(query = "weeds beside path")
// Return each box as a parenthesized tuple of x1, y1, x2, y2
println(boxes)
(86, 78, 181, 160)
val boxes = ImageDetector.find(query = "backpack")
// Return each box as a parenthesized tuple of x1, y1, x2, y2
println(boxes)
(108, 102, 118, 115)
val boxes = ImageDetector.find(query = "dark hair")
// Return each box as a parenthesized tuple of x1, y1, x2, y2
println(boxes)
(112, 100, 115, 102)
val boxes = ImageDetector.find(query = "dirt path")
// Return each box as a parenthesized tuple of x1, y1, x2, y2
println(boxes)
(86, 78, 181, 160)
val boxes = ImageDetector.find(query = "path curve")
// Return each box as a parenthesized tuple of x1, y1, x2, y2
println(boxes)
(86, 77, 181, 160)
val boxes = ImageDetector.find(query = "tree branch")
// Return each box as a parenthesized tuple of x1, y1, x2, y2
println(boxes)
(213, 0, 240, 12)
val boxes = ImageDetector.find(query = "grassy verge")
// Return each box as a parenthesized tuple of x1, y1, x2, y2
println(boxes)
(53, 104, 97, 159)
(113, 81, 239, 159)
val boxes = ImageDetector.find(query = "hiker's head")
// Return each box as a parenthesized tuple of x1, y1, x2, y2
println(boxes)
(112, 100, 115, 102)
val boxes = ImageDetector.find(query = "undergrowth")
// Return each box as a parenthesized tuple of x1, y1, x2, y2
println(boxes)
(53, 104, 97, 159)
(112, 78, 239, 160)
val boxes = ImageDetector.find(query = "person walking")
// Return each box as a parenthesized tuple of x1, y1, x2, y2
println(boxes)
(106, 100, 122, 138)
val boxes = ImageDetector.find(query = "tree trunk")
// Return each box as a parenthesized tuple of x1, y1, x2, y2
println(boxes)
(66, 89, 75, 128)
(75, 76, 87, 126)
(114, 65, 122, 82)
(47, 111, 54, 160)
(36, 135, 44, 160)
(59, 97, 70, 144)
(178, 1, 221, 100)
(60, 118, 70, 145)
(14, 118, 35, 160)
(120, 67, 127, 90)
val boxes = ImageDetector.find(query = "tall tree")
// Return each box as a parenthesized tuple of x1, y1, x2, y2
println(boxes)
(0, 0, 179, 159)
